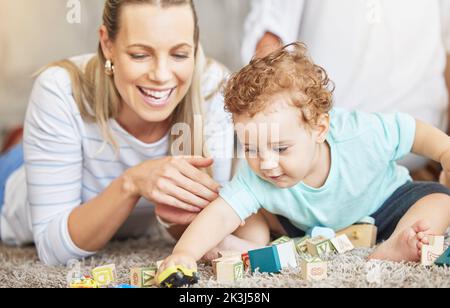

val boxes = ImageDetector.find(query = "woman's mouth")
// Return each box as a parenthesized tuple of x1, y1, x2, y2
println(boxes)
(137, 86, 176, 108)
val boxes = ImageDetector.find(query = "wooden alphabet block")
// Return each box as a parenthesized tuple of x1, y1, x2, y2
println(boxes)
(330, 234, 354, 254)
(274, 240, 298, 269)
(293, 236, 310, 254)
(421, 235, 445, 266)
(130, 266, 157, 288)
(218, 251, 242, 259)
(336, 224, 377, 248)
(212, 254, 242, 276)
(300, 255, 328, 281)
(91, 264, 117, 287)
(427, 235, 445, 248)
(307, 236, 336, 256)
(216, 260, 244, 284)
(271, 236, 292, 246)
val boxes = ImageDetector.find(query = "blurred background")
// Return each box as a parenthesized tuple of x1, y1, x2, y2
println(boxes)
(0, 0, 251, 140)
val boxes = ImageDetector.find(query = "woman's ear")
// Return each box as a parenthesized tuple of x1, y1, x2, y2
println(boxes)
(315, 113, 330, 143)
(99, 25, 114, 60)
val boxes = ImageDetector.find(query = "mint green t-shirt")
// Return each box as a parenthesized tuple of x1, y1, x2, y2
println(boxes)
(219, 108, 416, 231)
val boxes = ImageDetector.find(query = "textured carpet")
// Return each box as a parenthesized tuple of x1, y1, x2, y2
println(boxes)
(0, 232, 449, 288)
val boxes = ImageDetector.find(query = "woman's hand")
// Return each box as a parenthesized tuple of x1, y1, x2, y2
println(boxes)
(124, 156, 220, 220)
(154, 203, 200, 226)
(255, 32, 283, 58)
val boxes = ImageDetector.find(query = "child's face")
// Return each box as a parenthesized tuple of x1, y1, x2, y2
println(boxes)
(234, 95, 329, 188)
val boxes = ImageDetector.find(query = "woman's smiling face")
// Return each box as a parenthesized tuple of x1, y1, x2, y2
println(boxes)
(101, 3, 196, 124)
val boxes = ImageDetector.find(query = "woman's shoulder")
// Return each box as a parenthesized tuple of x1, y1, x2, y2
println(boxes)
(35, 54, 95, 89)
(31, 54, 96, 113)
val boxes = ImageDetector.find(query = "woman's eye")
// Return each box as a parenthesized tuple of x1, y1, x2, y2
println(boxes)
(245, 149, 258, 154)
(172, 54, 189, 60)
(130, 54, 148, 60)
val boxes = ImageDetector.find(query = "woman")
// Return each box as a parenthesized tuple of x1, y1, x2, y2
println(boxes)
(0, 0, 236, 266)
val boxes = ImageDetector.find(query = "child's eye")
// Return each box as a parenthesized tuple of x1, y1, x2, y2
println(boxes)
(274, 147, 289, 153)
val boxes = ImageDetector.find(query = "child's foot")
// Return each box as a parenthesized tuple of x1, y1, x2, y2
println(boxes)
(368, 220, 431, 262)
(201, 235, 264, 262)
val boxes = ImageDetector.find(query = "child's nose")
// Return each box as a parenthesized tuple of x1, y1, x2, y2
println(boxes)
(260, 159, 279, 170)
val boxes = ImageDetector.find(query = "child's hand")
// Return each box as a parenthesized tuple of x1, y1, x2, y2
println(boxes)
(157, 253, 197, 278)
(439, 150, 450, 188)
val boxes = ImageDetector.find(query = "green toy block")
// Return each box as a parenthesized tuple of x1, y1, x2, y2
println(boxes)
(435, 247, 450, 267)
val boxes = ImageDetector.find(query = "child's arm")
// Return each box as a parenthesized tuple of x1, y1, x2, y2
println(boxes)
(157, 196, 242, 274)
(412, 119, 450, 185)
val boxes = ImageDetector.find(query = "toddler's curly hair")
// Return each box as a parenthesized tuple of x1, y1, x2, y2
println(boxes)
(224, 42, 334, 126)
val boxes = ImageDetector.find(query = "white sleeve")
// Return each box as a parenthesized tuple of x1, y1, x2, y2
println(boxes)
(202, 61, 235, 185)
(24, 67, 95, 266)
(442, 0, 450, 53)
(241, 0, 306, 64)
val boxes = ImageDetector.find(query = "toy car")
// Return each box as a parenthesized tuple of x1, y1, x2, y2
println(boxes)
(69, 275, 99, 289)
(156, 266, 199, 288)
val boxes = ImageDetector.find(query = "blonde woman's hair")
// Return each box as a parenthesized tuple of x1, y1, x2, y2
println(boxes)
(40, 0, 214, 174)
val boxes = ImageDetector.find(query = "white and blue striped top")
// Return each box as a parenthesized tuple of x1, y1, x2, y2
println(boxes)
(18, 54, 234, 265)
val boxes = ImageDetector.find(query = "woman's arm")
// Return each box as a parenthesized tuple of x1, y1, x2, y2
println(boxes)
(158, 197, 242, 272)
(67, 173, 139, 252)
(69, 156, 219, 251)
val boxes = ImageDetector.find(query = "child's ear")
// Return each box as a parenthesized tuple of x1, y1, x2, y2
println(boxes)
(315, 114, 330, 143)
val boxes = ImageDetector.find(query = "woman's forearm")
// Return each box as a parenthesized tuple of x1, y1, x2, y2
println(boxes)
(68, 172, 140, 252)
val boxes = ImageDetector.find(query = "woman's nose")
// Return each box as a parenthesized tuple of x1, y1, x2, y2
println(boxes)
(149, 59, 172, 83)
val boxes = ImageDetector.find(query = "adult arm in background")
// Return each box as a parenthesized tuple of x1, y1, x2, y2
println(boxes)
(447, 55, 450, 135)
(241, 0, 305, 63)
(441, 0, 450, 134)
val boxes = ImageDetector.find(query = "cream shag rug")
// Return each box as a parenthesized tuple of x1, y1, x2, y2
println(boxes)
(1, 232, 449, 288)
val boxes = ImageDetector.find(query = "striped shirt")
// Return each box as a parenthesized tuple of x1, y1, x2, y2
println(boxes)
(2, 54, 234, 265)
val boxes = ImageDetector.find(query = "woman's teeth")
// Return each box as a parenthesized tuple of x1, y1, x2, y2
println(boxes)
(139, 87, 172, 100)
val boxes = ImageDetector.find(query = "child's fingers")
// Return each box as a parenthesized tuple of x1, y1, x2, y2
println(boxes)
(417, 232, 425, 241)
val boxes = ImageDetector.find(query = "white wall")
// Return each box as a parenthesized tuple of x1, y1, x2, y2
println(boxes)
(0, 0, 251, 129)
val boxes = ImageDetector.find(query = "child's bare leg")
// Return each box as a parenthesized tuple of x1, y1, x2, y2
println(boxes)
(202, 211, 270, 261)
(369, 193, 450, 262)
